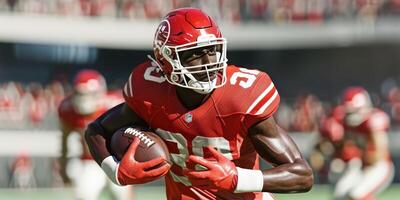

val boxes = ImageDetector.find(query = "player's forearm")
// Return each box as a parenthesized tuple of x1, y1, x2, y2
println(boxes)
(261, 159, 313, 193)
(85, 103, 143, 166)
(84, 122, 112, 165)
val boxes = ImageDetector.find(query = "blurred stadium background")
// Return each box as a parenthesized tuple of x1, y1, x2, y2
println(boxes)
(0, 0, 400, 199)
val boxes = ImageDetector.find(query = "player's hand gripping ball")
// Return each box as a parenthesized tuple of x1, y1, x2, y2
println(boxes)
(183, 147, 238, 191)
(110, 126, 171, 185)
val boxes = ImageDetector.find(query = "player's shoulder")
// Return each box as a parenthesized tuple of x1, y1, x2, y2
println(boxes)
(58, 95, 74, 116)
(226, 65, 274, 85)
(123, 60, 169, 105)
(370, 108, 389, 117)
(224, 65, 275, 94)
(319, 116, 345, 142)
(57, 95, 82, 124)
(219, 65, 280, 116)
(366, 108, 390, 132)
(331, 105, 346, 121)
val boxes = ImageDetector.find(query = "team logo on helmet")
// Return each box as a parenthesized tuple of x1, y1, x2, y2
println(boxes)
(154, 20, 170, 52)
(184, 113, 193, 123)
(150, 8, 228, 94)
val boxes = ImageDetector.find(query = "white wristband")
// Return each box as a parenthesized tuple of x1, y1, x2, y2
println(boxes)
(101, 156, 122, 186)
(234, 167, 264, 193)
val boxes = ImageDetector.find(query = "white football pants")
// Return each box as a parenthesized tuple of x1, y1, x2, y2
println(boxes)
(331, 158, 394, 200)
(73, 160, 132, 200)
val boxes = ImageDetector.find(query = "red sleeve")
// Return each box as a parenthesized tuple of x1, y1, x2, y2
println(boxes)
(320, 117, 344, 142)
(243, 72, 280, 128)
(122, 71, 150, 122)
(57, 98, 70, 122)
(122, 63, 164, 124)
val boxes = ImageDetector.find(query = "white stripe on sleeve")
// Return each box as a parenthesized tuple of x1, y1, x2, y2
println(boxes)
(246, 82, 274, 114)
(255, 90, 279, 115)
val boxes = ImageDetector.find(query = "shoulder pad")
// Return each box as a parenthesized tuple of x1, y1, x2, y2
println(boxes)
(222, 66, 280, 128)
(367, 109, 390, 132)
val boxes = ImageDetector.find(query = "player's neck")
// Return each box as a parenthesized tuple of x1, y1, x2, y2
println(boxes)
(175, 87, 212, 110)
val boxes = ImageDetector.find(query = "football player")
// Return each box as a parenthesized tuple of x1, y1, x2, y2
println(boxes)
(58, 69, 132, 200)
(319, 87, 394, 200)
(85, 8, 313, 200)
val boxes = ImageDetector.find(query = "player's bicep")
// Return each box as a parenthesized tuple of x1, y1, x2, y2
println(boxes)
(99, 102, 146, 133)
(248, 117, 302, 166)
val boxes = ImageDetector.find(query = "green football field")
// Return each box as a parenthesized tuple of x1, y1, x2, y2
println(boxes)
(0, 184, 399, 200)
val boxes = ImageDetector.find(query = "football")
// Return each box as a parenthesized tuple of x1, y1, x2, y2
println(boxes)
(110, 126, 170, 164)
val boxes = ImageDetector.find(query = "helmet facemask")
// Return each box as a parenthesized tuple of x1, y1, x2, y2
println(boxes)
(343, 91, 373, 126)
(160, 38, 227, 94)
(72, 75, 107, 115)
(151, 9, 228, 94)
(72, 92, 102, 115)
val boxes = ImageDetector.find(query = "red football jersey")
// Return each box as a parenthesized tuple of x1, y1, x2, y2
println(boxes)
(321, 106, 390, 161)
(58, 92, 123, 159)
(58, 91, 123, 129)
(123, 61, 280, 200)
(342, 109, 390, 135)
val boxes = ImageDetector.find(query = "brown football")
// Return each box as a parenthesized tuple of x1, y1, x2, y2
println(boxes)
(110, 126, 170, 164)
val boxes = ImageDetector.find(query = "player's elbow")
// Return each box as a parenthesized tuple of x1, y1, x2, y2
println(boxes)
(298, 161, 314, 192)
(300, 171, 313, 192)
(293, 159, 314, 192)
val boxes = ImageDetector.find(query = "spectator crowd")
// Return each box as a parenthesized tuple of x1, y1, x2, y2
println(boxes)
(0, 81, 65, 129)
(0, 0, 400, 24)
(2, 79, 400, 131)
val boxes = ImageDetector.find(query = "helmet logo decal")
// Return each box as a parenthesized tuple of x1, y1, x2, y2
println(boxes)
(154, 20, 170, 50)
(184, 113, 193, 123)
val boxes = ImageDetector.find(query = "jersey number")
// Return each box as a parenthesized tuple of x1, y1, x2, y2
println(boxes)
(156, 128, 232, 186)
(230, 68, 259, 88)
(144, 66, 166, 83)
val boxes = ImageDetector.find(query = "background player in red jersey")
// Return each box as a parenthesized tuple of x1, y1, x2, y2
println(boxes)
(318, 87, 394, 200)
(85, 8, 313, 200)
(58, 69, 132, 200)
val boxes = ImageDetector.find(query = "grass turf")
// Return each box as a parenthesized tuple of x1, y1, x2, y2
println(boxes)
(0, 184, 398, 199)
